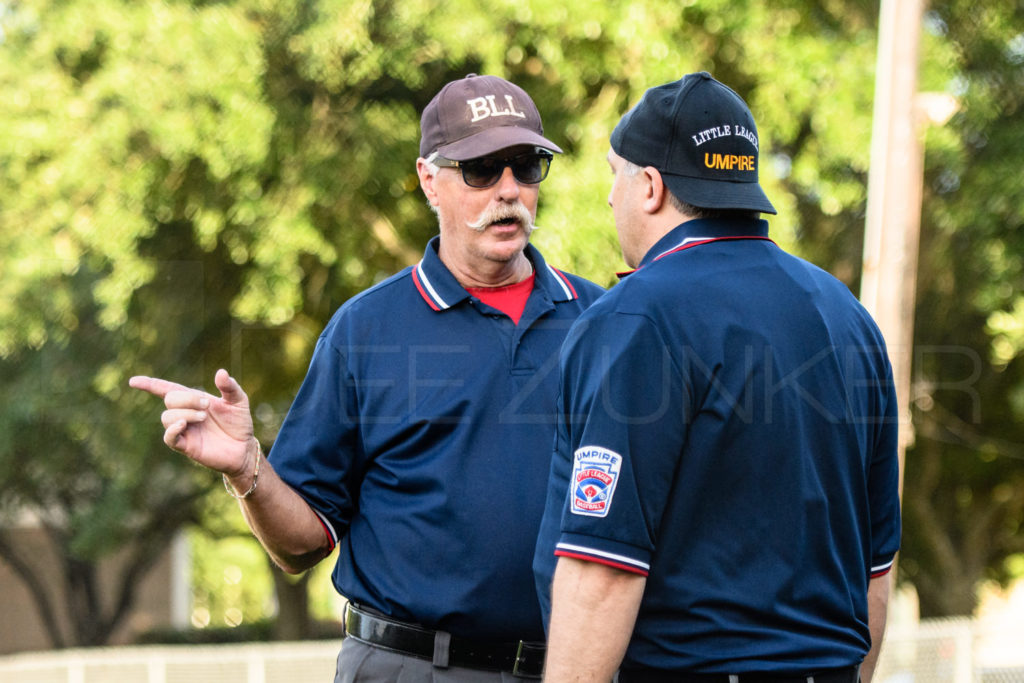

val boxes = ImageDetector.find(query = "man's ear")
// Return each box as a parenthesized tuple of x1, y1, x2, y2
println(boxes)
(641, 166, 667, 215)
(417, 158, 441, 208)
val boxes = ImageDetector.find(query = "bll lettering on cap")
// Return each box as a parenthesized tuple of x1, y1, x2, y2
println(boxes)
(419, 74, 562, 160)
(467, 95, 528, 123)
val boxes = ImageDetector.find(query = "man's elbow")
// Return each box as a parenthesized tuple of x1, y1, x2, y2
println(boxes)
(268, 545, 331, 575)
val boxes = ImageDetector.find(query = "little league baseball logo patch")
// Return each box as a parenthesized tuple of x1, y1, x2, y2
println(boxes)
(570, 446, 623, 517)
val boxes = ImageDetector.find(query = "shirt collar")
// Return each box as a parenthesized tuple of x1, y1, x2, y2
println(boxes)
(614, 218, 771, 279)
(639, 218, 769, 268)
(412, 236, 578, 312)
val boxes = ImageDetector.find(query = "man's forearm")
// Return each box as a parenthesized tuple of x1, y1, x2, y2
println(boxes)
(544, 556, 646, 682)
(230, 454, 333, 574)
(860, 572, 892, 683)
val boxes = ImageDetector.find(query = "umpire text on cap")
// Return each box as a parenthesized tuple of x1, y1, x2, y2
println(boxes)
(420, 74, 563, 161)
(610, 71, 776, 214)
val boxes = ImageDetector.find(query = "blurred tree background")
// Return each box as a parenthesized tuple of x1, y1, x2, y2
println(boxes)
(0, 0, 1022, 648)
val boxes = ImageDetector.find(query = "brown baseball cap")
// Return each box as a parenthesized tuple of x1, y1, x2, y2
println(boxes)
(419, 74, 563, 160)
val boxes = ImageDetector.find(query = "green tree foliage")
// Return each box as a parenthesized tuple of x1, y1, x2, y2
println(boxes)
(1, 0, 1022, 647)
(897, 0, 1024, 617)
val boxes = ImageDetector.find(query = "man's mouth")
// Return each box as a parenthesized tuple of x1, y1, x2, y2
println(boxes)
(492, 217, 518, 227)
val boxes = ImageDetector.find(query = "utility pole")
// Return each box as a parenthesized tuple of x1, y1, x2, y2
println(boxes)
(860, 0, 928, 491)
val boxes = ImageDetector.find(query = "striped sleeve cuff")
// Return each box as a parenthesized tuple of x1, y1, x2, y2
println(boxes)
(870, 557, 895, 578)
(310, 507, 339, 552)
(555, 541, 650, 577)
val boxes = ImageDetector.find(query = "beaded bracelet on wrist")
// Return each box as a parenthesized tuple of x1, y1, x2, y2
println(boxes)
(222, 440, 262, 500)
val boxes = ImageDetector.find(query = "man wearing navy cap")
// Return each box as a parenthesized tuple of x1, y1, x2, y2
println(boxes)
(535, 72, 901, 682)
(130, 74, 603, 681)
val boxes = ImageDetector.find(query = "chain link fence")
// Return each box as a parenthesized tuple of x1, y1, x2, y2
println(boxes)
(875, 618, 1024, 683)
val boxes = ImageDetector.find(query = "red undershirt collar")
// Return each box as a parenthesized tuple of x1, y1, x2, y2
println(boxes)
(465, 273, 536, 325)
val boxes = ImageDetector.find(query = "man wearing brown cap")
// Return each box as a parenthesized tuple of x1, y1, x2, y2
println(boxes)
(535, 72, 901, 682)
(130, 74, 603, 681)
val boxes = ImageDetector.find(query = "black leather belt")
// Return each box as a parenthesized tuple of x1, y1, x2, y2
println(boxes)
(618, 665, 860, 683)
(343, 602, 545, 678)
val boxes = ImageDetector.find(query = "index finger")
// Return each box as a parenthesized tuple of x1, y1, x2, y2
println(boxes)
(128, 375, 191, 399)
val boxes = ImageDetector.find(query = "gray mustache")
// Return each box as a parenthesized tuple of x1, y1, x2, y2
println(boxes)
(467, 203, 534, 231)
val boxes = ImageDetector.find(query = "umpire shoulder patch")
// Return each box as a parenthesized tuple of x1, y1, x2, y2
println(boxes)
(570, 446, 623, 518)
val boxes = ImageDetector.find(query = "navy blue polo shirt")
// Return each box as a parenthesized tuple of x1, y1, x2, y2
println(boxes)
(269, 236, 603, 642)
(533, 218, 901, 672)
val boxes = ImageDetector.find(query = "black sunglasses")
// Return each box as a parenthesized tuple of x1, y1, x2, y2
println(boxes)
(432, 149, 553, 188)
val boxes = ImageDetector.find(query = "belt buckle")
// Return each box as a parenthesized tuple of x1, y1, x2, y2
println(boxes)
(513, 640, 544, 679)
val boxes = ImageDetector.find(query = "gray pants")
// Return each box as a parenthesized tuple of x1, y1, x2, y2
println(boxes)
(335, 637, 539, 682)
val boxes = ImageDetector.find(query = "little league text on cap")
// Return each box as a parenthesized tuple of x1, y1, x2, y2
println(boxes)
(693, 123, 759, 172)
(691, 124, 759, 150)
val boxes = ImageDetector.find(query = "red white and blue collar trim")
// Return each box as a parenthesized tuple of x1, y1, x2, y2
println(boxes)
(411, 239, 579, 311)
(412, 261, 450, 311)
(547, 264, 578, 300)
(653, 234, 775, 262)
(618, 234, 775, 279)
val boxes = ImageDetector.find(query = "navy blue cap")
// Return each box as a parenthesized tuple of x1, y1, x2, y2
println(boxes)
(611, 72, 776, 214)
